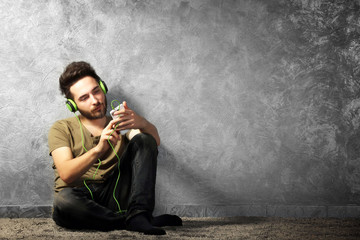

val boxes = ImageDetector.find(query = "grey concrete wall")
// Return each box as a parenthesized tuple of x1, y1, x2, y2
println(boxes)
(1, 0, 360, 218)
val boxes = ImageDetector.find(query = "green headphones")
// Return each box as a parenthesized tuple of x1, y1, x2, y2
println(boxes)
(65, 79, 108, 112)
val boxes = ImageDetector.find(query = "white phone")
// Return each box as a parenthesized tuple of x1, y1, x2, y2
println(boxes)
(110, 103, 129, 135)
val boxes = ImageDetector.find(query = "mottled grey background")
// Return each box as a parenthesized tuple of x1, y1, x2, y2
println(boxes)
(1, 0, 360, 218)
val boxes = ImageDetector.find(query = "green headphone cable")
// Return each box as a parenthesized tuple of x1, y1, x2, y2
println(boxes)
(109, 99, 126, 214)
(108, 123, 124, 214)
(74, 100, 126, 213)
(74, 114, 102, 201)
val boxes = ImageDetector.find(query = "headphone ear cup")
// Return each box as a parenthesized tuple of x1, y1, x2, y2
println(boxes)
(66, 99, 78, 112)
(99, 80, 108, 94)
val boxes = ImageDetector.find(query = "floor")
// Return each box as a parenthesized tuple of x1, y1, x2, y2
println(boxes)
(0, 216, 359, 239)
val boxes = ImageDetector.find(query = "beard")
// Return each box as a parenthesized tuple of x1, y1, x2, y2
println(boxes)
(78, 98, 108, 120)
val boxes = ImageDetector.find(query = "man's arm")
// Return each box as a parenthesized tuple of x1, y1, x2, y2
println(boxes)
(51, 146, 101, 184)
(139, 119, 160, 146)
(51, 119, 121, 184)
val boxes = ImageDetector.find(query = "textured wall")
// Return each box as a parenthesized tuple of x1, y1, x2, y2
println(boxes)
(1, 0, 360, 218)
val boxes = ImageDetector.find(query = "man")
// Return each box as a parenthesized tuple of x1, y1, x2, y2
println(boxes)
(48, 61, 181, 235)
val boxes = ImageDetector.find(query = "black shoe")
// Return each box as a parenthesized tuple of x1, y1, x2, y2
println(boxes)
(152, 214, 183, 227)
(127, 213, 166, 235)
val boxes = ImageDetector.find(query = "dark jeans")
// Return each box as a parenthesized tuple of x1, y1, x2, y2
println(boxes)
(52, 133, 158, 231)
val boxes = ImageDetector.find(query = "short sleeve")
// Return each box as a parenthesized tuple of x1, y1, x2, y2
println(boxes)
(126, 129, 141, 141)
(48, 121, 71, 156)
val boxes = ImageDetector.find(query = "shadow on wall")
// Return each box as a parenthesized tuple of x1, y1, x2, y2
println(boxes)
(107, 91, 232, 202)
(156, 145, 237, 205)
(108, 89, 238, 212)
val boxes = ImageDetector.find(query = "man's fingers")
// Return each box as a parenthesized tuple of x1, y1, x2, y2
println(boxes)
(111, 115, 132, 127)
(107, 134, 119, 145)
(107, 119, 118, 130)
(108, 136, 116, 144)
(109, 129, 119, 139)
(116, 119, 134, 129)
(123, 101, 128, 109)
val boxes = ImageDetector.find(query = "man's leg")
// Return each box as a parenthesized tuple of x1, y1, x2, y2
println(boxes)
(52, 187, 126, 231)
(125, 133, 158, 220)
(106, 133, 166, 235)
(97, 133, 158, 217)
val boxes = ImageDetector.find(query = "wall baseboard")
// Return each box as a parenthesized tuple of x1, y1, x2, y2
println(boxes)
(154, 204, 360, 218)
(0, 204, 359, 218)
(0, 205, 52, 218)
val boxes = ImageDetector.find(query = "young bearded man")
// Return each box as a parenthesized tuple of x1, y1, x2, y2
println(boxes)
(48, 61, 181, 235)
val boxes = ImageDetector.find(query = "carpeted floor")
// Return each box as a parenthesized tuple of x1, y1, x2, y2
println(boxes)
(0, 217, 359, 239)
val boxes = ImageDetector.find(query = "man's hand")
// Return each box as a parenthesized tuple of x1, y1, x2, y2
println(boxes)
(94, 119, 121, 156)
(112, 101, 160, 145)
(111, 101, 147, 130)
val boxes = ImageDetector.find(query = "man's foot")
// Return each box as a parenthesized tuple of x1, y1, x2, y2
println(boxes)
(152, 214, 183, 227)
(127, 213, 166, 235)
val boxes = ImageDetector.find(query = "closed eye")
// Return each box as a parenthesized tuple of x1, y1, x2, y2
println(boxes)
(79, 95, 88, 101)
(93, 88, 101, 94)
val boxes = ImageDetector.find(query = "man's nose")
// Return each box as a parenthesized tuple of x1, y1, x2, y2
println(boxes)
(90, 94, 99, 104)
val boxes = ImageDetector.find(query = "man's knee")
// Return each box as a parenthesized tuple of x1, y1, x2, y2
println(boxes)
(54, 188, 74, 210)
(53, 188, 86, 213)
(53, 188, 91, 229)
(130, 133, 158, 153)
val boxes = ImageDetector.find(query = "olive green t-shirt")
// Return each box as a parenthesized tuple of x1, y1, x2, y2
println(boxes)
(48, 116, 130, 193)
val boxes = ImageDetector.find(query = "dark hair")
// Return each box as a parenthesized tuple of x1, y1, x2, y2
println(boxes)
(59, 61, 101, 99)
